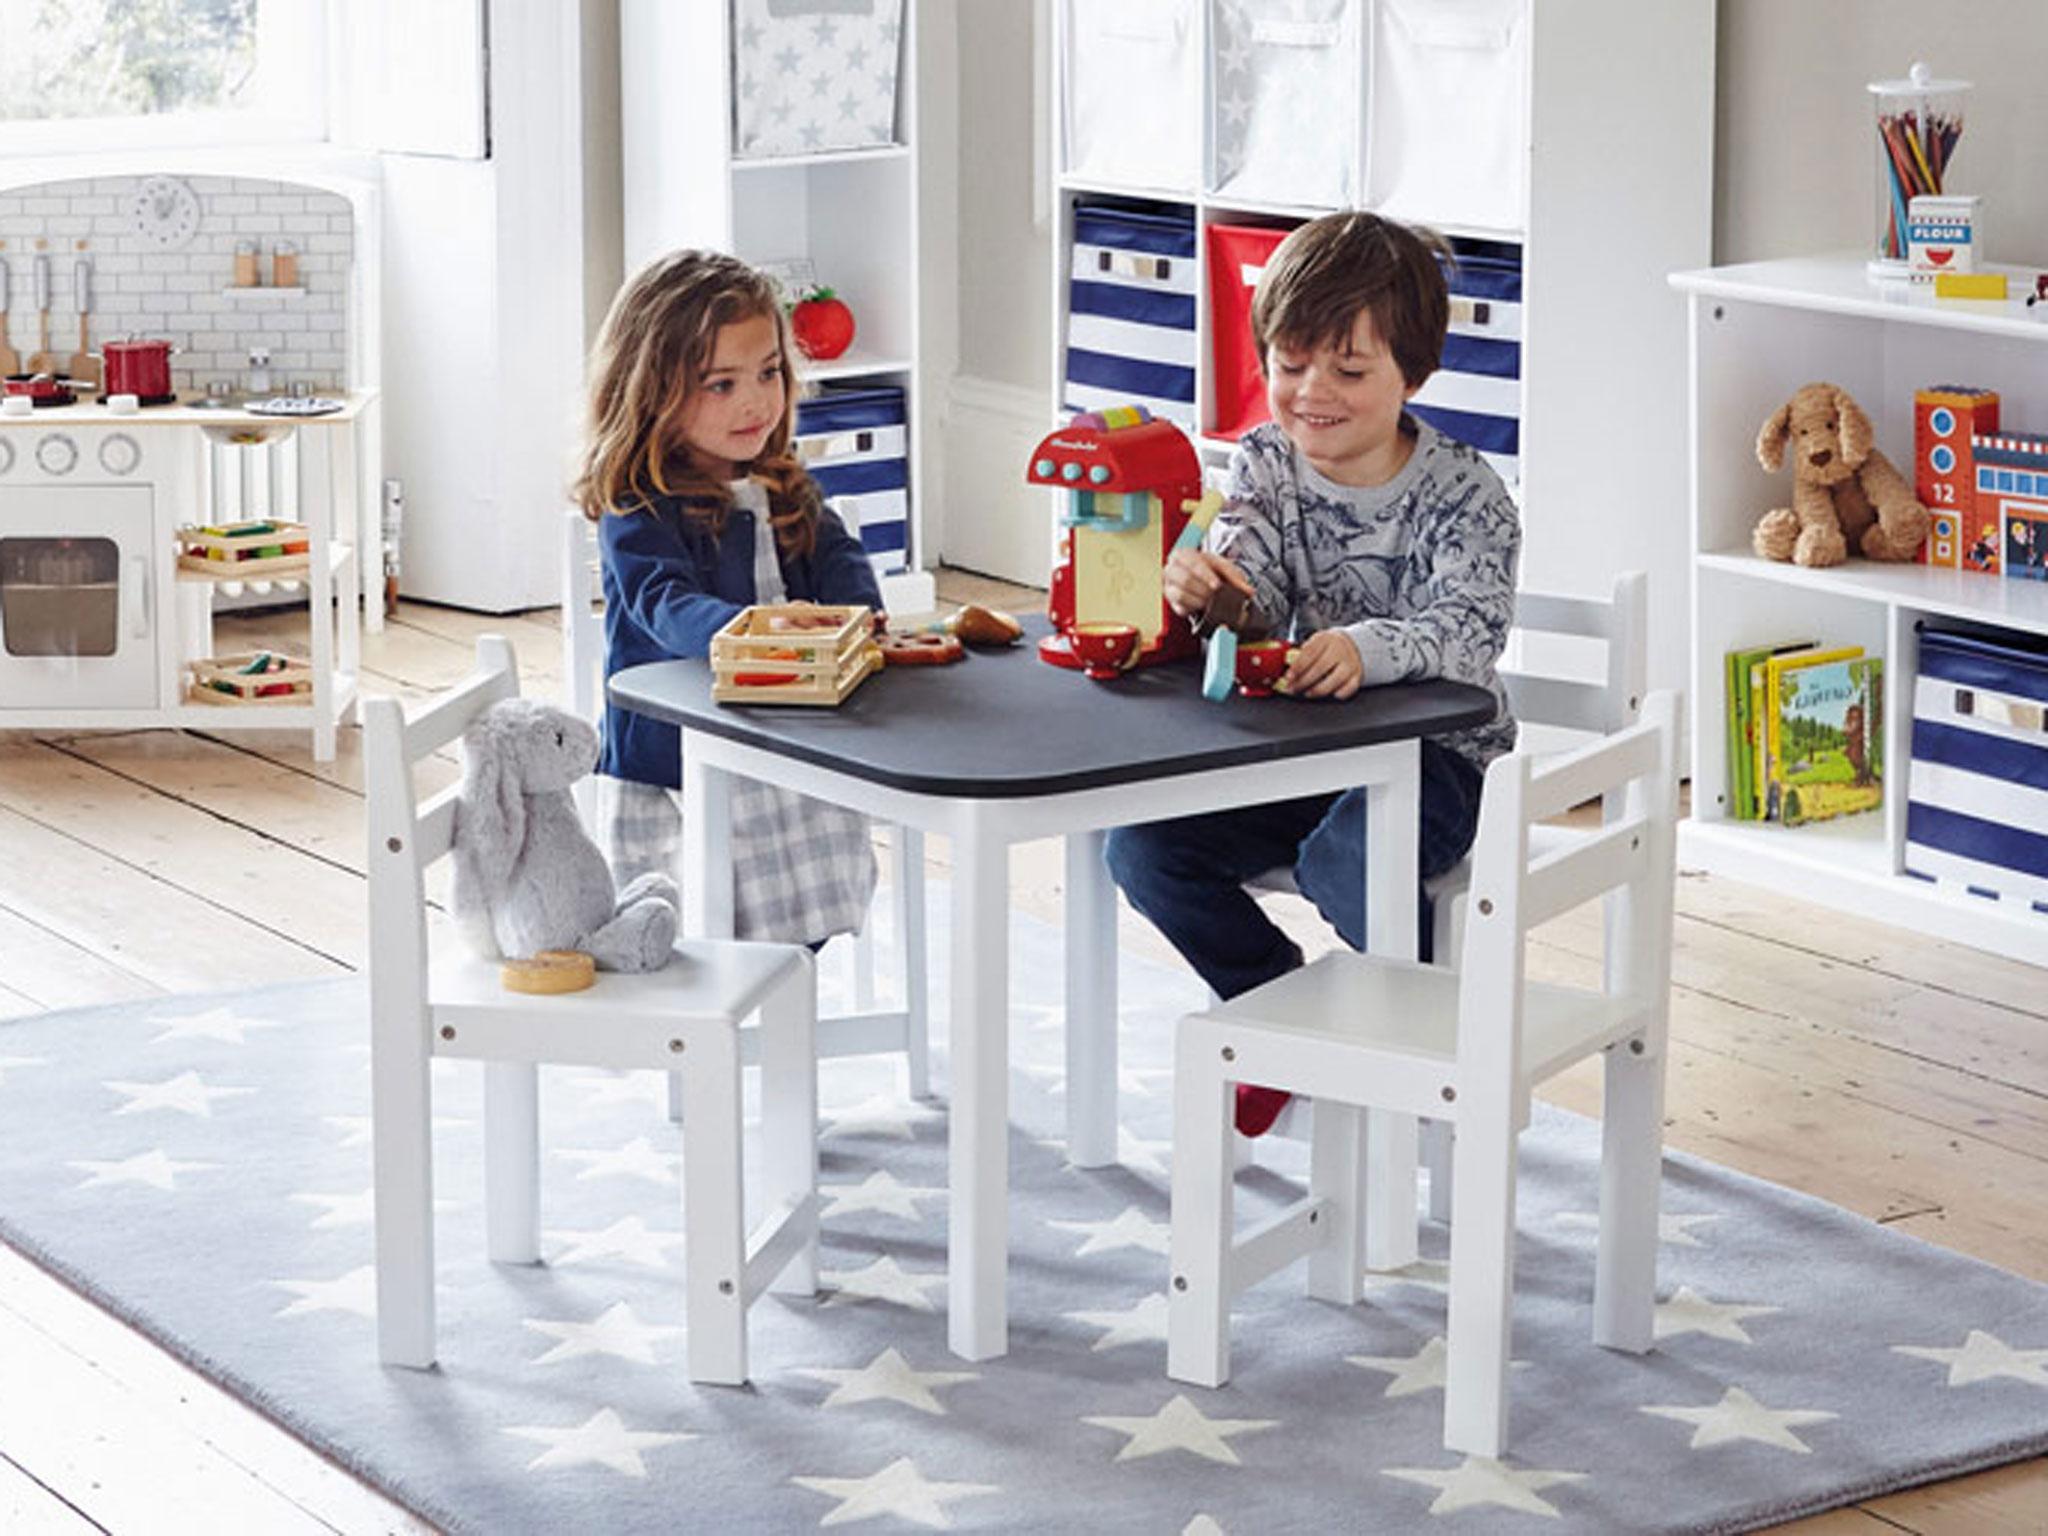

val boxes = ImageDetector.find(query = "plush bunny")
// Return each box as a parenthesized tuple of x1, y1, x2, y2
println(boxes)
(1753, 382, 1930, 567)
(451, 698, 678, 972)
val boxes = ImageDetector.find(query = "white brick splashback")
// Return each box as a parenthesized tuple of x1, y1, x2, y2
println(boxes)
(0, 175, 351, 392)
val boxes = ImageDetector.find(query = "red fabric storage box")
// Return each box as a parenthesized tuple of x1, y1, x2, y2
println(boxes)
(1206, 221, 1293, 441)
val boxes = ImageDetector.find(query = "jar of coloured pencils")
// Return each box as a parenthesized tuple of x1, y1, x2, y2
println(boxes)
(1868, 61, 1968, 279)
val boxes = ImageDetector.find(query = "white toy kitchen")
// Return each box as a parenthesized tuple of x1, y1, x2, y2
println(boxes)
(0, 171, 380, 761)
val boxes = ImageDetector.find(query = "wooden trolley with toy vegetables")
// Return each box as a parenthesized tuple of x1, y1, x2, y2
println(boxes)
(187, 650, 314, 705)
(708, 604, 881, 706)
(176, 519, 312, 579)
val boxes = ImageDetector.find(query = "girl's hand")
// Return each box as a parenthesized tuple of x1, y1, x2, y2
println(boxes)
(1162, 549, 1253, 619)
(767, 602, 845, 632)
(1285, 629, 1365, 700)
(870, 609, 889, 636)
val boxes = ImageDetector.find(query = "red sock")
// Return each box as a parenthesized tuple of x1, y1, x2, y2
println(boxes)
(1234, 1083, 1292, 1138)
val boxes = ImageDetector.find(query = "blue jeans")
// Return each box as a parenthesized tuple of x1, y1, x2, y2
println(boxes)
(1104, 739, 1485, 1001)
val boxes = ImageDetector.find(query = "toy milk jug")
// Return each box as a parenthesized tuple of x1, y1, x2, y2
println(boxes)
(1026, 404, 1204, 672)
(1868, 61, 1969, 277)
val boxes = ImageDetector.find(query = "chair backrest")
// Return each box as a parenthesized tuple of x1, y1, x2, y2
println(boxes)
(1453, 688, 1681, 1088)
(1499, 569, 1647, 745)
(363, 637, 521, 1005)
(563, 509, 606, 824)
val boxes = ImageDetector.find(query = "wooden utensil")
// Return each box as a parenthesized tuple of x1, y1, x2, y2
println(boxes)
(0, 241, 19, 377)
(66, 243, 100, 390)
(25, 239, 57, 376)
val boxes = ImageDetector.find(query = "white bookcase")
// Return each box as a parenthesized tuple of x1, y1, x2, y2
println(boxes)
(617, 0, 934, 615)
(1045, 0, 1714, 693)
(1670, 255, 2048, 965)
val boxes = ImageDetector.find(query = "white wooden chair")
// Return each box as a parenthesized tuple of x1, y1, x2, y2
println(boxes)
(1243, 570, 1649, 1232)
(563, 508, 930, 1095)
(365, 636, 820, 1385)
(1169, 689, 1681, 1457)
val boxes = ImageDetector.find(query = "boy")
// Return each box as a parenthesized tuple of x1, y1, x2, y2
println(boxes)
(1104, 211, 1520, 1136)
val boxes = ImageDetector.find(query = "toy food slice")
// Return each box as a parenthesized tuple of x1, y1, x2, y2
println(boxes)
(880, 632, 965, 665)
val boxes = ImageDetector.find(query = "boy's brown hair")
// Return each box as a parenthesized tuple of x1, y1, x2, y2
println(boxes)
(1249, 211, 1451, 388)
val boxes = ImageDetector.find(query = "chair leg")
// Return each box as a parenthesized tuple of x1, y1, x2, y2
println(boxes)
(371, 1010, 436, 1368)
(484, 1061, 540, 1264)
(1594, 1040, 1664, 1352)
(895, 826, 931, 1099)
(759, 958, 819, 1297)
(1363, 1110, 1420, 1272)
(852, 916, 878, 1012)
(1422, 1117, 1455, 1224)
(1442, 1111, 1517, 1457)
(1307, 1100, 1364, 1303)
(681, 1029, 749, 1385)
(1167, 1028, 1236, 1388)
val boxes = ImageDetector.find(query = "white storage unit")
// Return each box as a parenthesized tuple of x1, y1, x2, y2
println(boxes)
(619, 0, 934, 615)
(1670, 255, 2048, 965)
(1048, 0, 1715, 695)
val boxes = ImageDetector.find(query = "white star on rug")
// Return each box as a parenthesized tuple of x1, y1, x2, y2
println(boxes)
(820, 1169, 945, 1222)
(1894, 1329, 2048, 1388)
(1067, 1291, 1170, 1352)
(555, 1135, 679, 1187)
(791, 1455, 998, 1528)
(1082, 1394, 1277, 1465)
(792, 1346, 979, 1413)
(1641, 1385, 1837, 1452)
(146, 1004, 281, 1046)
(568, 1071, 672, 1115)
(323, 1112, 469, 1149)
(523, 1300, 682, 1366)
(504, 1406, 695, 1477)
(1183, 1518, 1224, 1536)
(1360, 1259, 1451, 1297)
(821, 1092, 942, 1141)
(1655, 1286, 1782, 1344)
(1346, 1336, 1531, 1399)
(1040, 1126, 1169, 1178)
(1023, 1061, 1164, 1100)
(1048, 1205, 1171, 1258)
(0, 1055, 48, 1086)
(821, 1255, 946, 1312)
(68, 1148, 219, 1192)
(105, 1069, 254, 1118)
(1384, 1455, 1587, 1516)
(272, 1264, 377, 1319)
(291, 1189, 373, 1229)
(1555, 1210, 1721, 1247)
(545, 1215, 682, 1269)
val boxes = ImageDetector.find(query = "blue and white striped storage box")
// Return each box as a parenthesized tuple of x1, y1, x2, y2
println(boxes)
(1413, 239, 1523, 489)
(795, 385, 909, 579)
(1906, 625, 2048, 919)
(1064, 202, 1198, 432)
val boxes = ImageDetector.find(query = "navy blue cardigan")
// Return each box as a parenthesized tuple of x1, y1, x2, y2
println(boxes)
(597, 491, 883, 789)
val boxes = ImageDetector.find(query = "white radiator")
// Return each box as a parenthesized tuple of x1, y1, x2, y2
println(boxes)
(203, 435, 306, 612)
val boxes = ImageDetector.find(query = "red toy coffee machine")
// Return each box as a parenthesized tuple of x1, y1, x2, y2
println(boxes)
(1027, 405, 1205, 671)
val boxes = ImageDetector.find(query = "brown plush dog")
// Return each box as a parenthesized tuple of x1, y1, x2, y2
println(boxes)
(1753, 382, 1929, 567)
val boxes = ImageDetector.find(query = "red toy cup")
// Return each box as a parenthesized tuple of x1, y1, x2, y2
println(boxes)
(1234, 639, 1290, 696)
(1070, 621, 1139, 680)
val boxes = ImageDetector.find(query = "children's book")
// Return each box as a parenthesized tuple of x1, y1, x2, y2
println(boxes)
(1726, 638, 1815, 819)
(1768, 653, 1884, 827)
(1755, 644, 1862, 821)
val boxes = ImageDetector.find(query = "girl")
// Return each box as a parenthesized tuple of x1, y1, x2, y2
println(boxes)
(574, 249, 882, 944)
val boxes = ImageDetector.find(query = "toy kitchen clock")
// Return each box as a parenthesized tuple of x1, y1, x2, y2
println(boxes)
(1026, 405, 1205, 671)
(127, 175, 202, 249)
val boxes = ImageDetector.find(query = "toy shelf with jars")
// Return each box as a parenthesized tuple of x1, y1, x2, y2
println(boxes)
(1670, 254, 2048, 964)
(1045, 0, 1714, 692)
(618, 0, 934, 615)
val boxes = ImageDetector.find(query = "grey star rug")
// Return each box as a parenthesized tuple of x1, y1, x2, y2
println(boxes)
(2, 907, 2046, 1534)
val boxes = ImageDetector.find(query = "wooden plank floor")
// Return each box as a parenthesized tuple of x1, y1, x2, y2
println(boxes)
(0, 575, 2042, 1533)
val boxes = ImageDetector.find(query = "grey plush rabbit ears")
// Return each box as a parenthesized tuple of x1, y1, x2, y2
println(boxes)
(454, 699, 601, 894)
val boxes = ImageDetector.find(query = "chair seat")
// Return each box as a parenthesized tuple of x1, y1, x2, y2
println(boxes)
(1202, 950, 1646, 1088)
(429, 939, 806, 1070)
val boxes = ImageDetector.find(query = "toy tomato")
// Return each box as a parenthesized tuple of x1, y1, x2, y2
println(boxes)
(791, 287, 855, 361)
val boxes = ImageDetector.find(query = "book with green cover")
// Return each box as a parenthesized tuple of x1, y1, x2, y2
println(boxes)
(1770, 654, 1885, 827)
(1726, 639, 1815, 819)
(1757, 645, 1862, 820)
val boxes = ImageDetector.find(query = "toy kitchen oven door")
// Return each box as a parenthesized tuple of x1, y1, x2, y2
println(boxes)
(0, 431, 158, 708)
(1028, 406, 1204, 670)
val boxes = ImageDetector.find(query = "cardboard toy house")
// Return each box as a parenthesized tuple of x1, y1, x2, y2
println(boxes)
(1026, 406, 1204, 671)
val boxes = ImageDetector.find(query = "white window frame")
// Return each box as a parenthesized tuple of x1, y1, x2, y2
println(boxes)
(0, 0, 328, 157)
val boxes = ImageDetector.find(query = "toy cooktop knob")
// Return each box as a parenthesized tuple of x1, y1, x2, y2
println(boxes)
(1061, 461, 1082, 482)
(1088, 464, 1111, 484)
(1035, 457, 1055, 477)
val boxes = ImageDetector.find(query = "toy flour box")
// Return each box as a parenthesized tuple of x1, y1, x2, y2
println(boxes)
(1907, 195, 1979, 274)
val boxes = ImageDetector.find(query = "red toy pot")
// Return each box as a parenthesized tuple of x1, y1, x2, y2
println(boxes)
(100, 339, 177, 401)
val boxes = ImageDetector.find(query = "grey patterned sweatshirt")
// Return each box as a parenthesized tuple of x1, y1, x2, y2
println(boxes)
(1211, 417, 1521, 772)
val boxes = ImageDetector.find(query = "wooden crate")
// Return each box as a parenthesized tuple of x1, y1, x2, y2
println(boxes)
(188, 650, 314, 706)
(177, 520, 311, 579)
(710, 604, 880, 707)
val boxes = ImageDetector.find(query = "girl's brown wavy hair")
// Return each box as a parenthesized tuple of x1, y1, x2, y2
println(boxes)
(573, 248, 820, 559)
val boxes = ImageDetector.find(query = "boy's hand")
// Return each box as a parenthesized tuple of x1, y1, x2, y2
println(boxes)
(1285, 629, 1365, 699)
(1162, 549, 1254, 619)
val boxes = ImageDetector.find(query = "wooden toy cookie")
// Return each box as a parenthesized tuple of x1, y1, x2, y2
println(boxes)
(880, 632, 965, 666)
(501, 949, 597, 994)
(948, 604, 1024, 647)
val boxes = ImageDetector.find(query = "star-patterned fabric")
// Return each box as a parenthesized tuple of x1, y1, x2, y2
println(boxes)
(1210, 0, 1361, 208)
(733, 1, 903, 159)
(3, 912, 2048, 1533)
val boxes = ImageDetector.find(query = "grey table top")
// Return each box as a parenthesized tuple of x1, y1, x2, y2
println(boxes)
(610, 616, 1497, 800)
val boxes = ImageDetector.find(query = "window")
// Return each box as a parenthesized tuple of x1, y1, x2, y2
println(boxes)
(0, 0, 326, 152)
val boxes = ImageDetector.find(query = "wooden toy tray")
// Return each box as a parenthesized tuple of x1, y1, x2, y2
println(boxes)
(177, 520, 312, 578)
(709, 604, 880, 707)
(187, 650, 315, 705)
